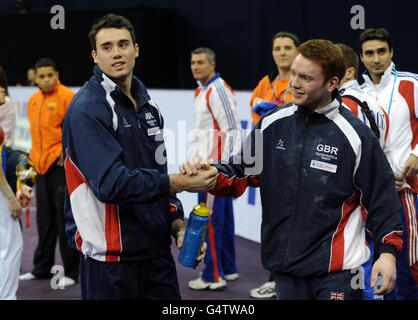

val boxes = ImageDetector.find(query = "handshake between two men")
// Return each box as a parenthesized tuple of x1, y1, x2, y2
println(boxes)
(169, 155, 217, 194)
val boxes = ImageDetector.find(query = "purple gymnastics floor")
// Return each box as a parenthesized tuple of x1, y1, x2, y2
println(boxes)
(16, 206, 271, 300)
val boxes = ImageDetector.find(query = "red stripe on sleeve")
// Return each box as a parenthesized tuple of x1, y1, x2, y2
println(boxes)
(382, 231, 404, 256)
(105, 204, 121, 262)
(210, 172, 259, 198)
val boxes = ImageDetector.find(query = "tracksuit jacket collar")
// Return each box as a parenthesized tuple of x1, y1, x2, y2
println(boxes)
(196, 72, 221, 88)
(295, 89, 342, 117)
(362, 61, 396, 89)
(92, 65, 151, 109)
(41, 79, 61, 95)
(339, 80, 360, 95)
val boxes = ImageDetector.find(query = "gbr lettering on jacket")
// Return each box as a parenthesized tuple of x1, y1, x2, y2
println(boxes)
(311, 144, 338, 174)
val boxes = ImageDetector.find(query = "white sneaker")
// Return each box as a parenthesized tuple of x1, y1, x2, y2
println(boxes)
(188, 276, 227, 290)
(225, 273, 239, 281)
(58, 276, 76, 288)
(19, 272, 37, 280)
(250, 281, 276, 298)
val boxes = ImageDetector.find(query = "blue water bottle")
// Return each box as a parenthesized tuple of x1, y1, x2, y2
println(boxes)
(178, 203, 210, 268)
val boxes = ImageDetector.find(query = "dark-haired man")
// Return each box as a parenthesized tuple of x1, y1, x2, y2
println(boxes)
(20, 57, 79, 287)
(336, 42, 392, 300)
(62, 13, 214, 300)
(336, 43, 390, 152)
(183, 39, 404, 300)
(360, 28, 418, 300)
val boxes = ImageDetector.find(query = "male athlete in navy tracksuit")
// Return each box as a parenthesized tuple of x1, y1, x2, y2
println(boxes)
(183, 40, 404, 299)
(62, 14, 215, 300)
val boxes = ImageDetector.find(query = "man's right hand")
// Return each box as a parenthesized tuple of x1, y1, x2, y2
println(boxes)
(0, 87, 5, 105)
(169, 166, 218, 193)
(179, 154, 212, 176)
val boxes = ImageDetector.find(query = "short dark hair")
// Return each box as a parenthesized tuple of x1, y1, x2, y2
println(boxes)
(298, 39, 346, 84)
(191, 47, 216, 63)
(89, 13, 136, 51)
(359, 28, 393, 55)
(271, 31, 300, 48)
(34, 57, 57, 72)
(335, 43, 359, 78)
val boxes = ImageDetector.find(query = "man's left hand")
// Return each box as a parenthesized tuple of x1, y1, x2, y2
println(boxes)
(196, 241, 207, 266)
(172, 218, 207, 265)
(395, 153, 418, 189)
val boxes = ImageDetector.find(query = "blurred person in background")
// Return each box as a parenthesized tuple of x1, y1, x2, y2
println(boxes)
(250, 31, 299, 126)
(19, 57, 79, 288)
(26, 67, 36, 86)
(187, 47, 242, 291)
(359, 28, 418, 300)
(0, 123, 23, 299)
(0, 66, 17, 148)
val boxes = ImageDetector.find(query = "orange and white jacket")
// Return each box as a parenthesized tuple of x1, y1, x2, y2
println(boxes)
(362, 62, 418, 193)
(190, 73, 242, 162)
(27, 80, 75, 174)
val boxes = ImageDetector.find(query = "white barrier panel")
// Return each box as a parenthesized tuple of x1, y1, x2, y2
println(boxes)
(8, 86, 262, 243)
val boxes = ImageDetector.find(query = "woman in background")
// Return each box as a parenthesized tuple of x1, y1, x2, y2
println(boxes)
(0, 91, 23, 299)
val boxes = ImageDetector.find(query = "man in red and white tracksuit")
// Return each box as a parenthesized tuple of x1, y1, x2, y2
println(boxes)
(360, 28, 418, 299)
(337, 42, 392, 300)
(187, 47, 243, 290)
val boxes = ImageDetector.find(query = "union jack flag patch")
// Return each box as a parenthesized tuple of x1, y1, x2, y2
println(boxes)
(330, 291, 344, 300)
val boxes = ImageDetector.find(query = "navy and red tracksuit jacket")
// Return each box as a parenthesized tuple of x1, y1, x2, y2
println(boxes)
(210, 92, 404, 277)
(62, 65, 183, 262)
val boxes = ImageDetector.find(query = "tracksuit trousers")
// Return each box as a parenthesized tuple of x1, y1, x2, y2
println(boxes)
(384, 190, 418, 300)
(273, 270, 363, 300)
(80, 253, 181, 300)
(31, 164, 79, 281)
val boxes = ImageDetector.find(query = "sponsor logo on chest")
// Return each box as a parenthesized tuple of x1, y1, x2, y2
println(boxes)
(310, 144, 339, 173)
(145, 112, 161, 136)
